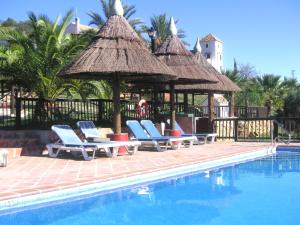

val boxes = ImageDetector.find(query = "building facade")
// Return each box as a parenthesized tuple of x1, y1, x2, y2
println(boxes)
(65, 18, 96, 35)
(200, 33, 224, 73)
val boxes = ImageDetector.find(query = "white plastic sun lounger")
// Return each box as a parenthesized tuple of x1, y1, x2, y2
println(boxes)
(47, 125, 141, 160)
(76, 121, 141, 155)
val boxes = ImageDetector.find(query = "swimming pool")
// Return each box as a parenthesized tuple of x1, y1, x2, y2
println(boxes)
(1, 152, 300, 225)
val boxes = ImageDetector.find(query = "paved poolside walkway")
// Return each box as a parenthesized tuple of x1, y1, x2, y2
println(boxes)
(0, 142, 271, 202)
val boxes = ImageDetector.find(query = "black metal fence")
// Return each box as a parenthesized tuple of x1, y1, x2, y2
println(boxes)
(0, 97, 272, 131)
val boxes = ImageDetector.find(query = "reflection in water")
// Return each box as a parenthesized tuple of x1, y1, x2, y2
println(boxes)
(1, 152, 300, 225)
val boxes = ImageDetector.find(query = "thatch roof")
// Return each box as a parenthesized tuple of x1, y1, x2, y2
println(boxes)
(154, 34, 218, 84)
(59, 15, 176, 81)
(175, 52, 241, 93)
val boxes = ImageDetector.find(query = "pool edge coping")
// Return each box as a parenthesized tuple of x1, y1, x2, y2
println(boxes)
(0, 146, 275, 212)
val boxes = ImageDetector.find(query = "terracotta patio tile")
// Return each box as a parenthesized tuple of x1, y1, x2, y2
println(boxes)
(0, 142, 272, 203)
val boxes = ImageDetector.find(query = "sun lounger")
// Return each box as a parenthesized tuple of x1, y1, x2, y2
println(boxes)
(47, 125, 141, 160)
(126, 120, 187, 151)
(167, 119, 217, 144)
(140, 120, 196, 149)
(76, 121, 141, 155)
(0, 149, 8, 167)
(76, 121, 111, 142)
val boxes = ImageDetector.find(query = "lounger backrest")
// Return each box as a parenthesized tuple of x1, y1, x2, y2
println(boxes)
(140, 120, 162, 138)
(166, 119, 185, 134)
(52, 125, 83, 146)
(126, 120, 150, 139)
(77, 121, 100, 138)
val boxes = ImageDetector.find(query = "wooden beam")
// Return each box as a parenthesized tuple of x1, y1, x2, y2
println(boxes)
(113, 74, 121, 134)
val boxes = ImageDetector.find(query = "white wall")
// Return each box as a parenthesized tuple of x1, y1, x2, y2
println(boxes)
(201, 40, 223, 72)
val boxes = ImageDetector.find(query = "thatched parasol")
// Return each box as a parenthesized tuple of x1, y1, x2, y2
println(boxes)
(59, 0, 176, 134)
(154, 19, 218, 84)
(153, 18, 218, 129)
(175, 38, 241, 93)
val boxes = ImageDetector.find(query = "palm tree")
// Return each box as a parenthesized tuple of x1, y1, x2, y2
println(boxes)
(143, 13, 187, 46)
(0, 10, 101, 100)
(256, 74, 283, 115)
(88, 0, 143, 31)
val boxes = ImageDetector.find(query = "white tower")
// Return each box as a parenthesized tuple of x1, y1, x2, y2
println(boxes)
(200, 33, 224, 72)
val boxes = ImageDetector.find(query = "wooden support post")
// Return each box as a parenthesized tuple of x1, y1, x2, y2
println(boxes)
(113, 75, 121, 134)
(183, 92, 188, 113)
(192, 94, 195, 105)
(170, 82, 176, 130)
(229, 93, 235, 117)
(234, 118, 239, 142)
(208, 92, 215, 132)
(153, 88, 159, 122)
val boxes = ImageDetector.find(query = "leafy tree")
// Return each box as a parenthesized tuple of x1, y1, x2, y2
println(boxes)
(88, 0, 143, 31)
(238, 63, 258, 79)
(1, 18, 17, 27)
(0, 18, 33, 34)
(282, 90, 300, 117)
(142, 13, 187, 46)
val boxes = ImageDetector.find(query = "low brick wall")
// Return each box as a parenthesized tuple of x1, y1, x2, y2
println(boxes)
(0, 130, 55, 156)
(0, 128, 116, 157)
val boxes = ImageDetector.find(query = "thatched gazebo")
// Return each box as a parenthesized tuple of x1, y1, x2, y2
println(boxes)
(153, 18, 218, 129)
(59, 0, 176, 134)
(175, 38, 241, 117)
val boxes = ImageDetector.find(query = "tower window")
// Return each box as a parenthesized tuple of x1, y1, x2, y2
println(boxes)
(220, 55, 222, 60)
(206, 53, 211, 59)
(206, 44, 208, 48)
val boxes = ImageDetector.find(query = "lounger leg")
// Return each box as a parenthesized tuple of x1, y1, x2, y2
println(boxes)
(112, 147, 118, 157)
(102, 147, 113, 158)
(46, 144, 60, 158)
(81, 149, 93, 161)
(186, 140, 194, 148)
(127, 145, 139, 155)
(155, 142, 163, 152)
(170, 141, 181, 150)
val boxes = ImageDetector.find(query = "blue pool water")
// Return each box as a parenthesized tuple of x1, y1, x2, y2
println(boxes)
(1, 152, 300, 225)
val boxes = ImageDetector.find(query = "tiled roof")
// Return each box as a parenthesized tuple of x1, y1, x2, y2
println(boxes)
(201, 33, 223, 43)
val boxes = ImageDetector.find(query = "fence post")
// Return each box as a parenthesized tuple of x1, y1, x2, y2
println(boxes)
(97, 100, 103, 122)
(273, 120, 278, 140)
(15, 98, 21, 129)
(234, 119, 238, 142)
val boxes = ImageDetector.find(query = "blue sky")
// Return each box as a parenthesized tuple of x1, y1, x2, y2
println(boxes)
(1, 0, 300, 79)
